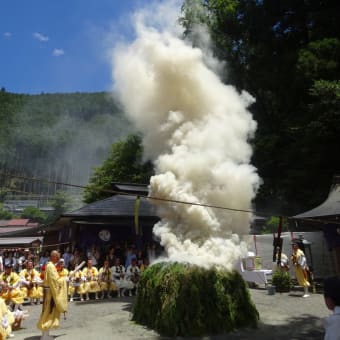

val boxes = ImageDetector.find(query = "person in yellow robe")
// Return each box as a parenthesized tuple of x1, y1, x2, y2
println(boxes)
(36, 250, 68, 340)
(0, 263, 25, 310)
(56, 259, 69, 279)
(56, 259, 71, 301)
(82, 259, 100, 300)
(98, 260, 117, 299)
(19, 259, 43, 304)
(68, 269, 86, 302)
(0, 297, 14, 339)
(291, 242, 310, 297)
(0, 296, 28, 336)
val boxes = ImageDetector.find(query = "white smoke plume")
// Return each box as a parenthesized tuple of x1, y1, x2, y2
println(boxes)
(111, 0, 260, 270)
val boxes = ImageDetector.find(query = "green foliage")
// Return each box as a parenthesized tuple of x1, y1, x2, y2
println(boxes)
(262, 216, 289, 234)
(180, 1, 340, 215)
(272, 270, 291, 293)
(297, 38, 340, 81)
(49, 190, 73, 221)
(0, 91, 133, 196)
(0, 189, 8, 203)
(83, 134, 154, 203)
(0, 203, 13, 220)
(133, 262, 259, 337)
(20, 206, 47, 223)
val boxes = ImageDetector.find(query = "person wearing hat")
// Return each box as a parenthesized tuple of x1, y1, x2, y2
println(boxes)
(291, 242, 310, 297)
(0, 262, 25, 310)
(323, 276, 340, 340)
(36, 250, 68, 340)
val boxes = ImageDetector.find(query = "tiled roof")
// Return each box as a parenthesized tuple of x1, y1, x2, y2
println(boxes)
(7, 219, 30, 226)
(0, 220, 38, 228)
(63, 194, 158, 218)
(112, 183, 149, 195)
(293, 183, 340, 218)
(0, 236, 43, 246)
(0, 225, 40, 235)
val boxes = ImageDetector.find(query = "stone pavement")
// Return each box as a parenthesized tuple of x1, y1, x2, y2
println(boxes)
(12, 287, 329, 340)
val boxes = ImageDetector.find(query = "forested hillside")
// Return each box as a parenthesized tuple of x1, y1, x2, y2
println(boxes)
(1, 1, 340, 217)
(0, 90, 133, 197)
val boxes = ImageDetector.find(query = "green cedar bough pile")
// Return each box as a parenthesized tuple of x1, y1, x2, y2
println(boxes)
(132, 262, 259, 337)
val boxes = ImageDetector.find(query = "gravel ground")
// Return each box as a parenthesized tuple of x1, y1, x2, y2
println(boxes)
(12, 287, 329, 340)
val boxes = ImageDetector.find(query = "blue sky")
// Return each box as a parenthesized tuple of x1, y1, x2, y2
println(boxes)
(0, 0, 144, 94)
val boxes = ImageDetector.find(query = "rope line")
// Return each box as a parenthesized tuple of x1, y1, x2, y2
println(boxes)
(1, 172, 339, 225)
(0, 173, 256, 214)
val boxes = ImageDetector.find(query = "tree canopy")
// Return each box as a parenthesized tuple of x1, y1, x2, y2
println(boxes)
(83, 135, 154, 203)
(181, 0, 340, 214)
(20, 206, 47, 224)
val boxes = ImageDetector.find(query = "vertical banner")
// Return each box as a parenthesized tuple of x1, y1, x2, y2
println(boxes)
(134, 196, 140, 235)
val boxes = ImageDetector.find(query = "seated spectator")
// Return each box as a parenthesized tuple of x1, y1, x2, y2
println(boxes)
(111, 258, 129, 297)
(98, 260, 116, 299)
(82, 259, 100, 300)
(69, 269, 86, 302)
(0, 263, 25, 311)
(19, 259, 43, 305)
(125, 258, 140, 296)
(106, 247, 116, 267)
(0, 296, 28, 336)
(125, 247, 136, 269)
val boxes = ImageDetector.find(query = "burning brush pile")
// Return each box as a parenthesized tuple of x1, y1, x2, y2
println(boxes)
(133, 262, 258, 337)
(111, 1, 262, 337)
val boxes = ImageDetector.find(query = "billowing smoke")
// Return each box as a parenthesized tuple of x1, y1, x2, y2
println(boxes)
(112, 0, 260, 270)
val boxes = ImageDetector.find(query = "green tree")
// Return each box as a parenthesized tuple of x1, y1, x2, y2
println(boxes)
(181, 0, 340, 215)
(49, 190, 73, 221)
(0, 189, 8, 203)
(20, 206, 47, 223)
(83, 134, 154, 203)
(262, 216, 289, 234)
(0, 203, 13, 220)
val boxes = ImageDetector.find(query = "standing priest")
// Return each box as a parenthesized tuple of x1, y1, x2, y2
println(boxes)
(36, 250, 68, 340)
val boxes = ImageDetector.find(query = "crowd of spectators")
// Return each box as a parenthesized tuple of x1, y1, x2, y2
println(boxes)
(0, 241, 163, 274)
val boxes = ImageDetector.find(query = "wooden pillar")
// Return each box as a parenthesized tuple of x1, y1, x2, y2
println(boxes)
(333, 246, 340, 276)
